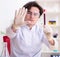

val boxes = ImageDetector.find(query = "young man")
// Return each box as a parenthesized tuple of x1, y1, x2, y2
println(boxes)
(6, 1, 56, 57)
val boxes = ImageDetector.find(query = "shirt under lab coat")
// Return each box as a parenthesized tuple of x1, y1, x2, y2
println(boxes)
(6, 24, 51, 57)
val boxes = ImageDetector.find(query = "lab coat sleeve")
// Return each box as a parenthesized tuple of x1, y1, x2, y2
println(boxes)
(6, 26, 17, 39)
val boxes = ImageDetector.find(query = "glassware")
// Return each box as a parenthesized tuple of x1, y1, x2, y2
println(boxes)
(0, 42, 10, 57)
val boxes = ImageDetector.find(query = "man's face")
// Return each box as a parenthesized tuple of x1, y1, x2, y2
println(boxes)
(25, 7, 40, 26)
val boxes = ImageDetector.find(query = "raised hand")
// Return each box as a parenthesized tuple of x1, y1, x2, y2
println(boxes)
(43, 25, 53, 40)
(11, 7, 28, 32)
(13, 7, 27, 28)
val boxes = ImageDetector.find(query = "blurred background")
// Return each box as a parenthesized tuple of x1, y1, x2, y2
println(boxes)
(0, 0, 60, 56)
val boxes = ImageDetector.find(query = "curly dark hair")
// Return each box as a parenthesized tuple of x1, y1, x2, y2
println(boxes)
(23, 1, 43, 17)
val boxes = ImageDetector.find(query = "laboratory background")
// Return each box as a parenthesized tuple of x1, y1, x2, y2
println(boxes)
(0, 0, 60, 57)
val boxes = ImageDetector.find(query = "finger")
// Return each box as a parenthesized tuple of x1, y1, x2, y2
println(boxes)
(43, 25, 45, 28)
(19, 8, 27, 22)
(22, 8, 27, 21)
(18, 8, 22, 15)
(23, 8, 27, 17)
(17, 7, 25, 20)
(21, 7, 26, 15)
(14, 10, 17, 24)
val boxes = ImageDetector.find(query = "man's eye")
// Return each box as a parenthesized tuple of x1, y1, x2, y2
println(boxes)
(27, 11, 40, 16)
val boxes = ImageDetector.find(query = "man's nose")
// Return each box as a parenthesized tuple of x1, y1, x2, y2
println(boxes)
(30, 13, 35, 18)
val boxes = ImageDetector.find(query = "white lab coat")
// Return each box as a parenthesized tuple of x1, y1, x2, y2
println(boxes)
(6, 24, 57, 57)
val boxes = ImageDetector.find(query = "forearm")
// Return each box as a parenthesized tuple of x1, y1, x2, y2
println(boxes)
(11, 24, 19, 33)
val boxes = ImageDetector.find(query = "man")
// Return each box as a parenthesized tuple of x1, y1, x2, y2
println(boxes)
(6, 1, 56, 57)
